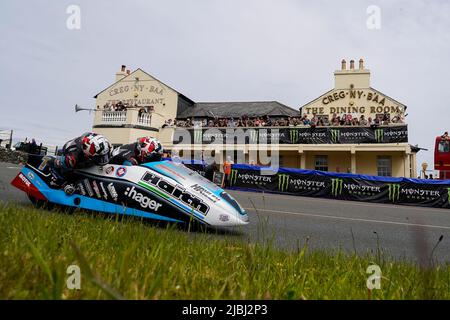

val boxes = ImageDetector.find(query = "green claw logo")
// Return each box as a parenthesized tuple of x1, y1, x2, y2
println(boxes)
(229, 169, 238, 186)
(388, 184, 400, 202)
(330, 129, 340, 143)
(290, 130, 299, 144)
(331, 178, 343, 196)
(278, 174, 290, 192)
(375, 129, 384, 143)
(194, 130, 203, 143)
(248, 130, 258, 144)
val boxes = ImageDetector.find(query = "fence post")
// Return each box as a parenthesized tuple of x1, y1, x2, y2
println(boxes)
(8, 130, 13, 150)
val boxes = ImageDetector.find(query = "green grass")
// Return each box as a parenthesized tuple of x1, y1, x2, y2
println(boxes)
(1, 202, 450, 300)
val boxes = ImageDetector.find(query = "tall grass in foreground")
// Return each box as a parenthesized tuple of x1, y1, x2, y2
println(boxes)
(0, 203, 449, 299)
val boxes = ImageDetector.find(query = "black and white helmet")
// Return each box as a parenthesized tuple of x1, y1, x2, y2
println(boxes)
(81, 132, 112, 165)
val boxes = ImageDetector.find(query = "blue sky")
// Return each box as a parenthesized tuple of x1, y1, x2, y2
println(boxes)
(0, 0, 449, 171)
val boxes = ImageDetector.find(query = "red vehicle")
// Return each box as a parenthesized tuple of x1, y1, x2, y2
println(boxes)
(435, 135, 450, 179)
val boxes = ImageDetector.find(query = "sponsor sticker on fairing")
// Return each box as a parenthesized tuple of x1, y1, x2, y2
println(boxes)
(116, 167, 127, 178)
(219, 214, 229, 222)
(19, 173, 31, 187)
(107, 183, 118, 201)
(27, 172, 35, 180)
(124, 186, 162, 211)
(99, 182, 108, 200)
(140, 172, 210, 215)
(83, 179, 94, 197)
(77, 183, 86, 196)
(91, 181, 102, 199)
(105, 166, 115, 175)
(190, 184, 221, 203)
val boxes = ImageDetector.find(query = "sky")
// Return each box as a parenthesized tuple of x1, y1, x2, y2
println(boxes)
(0, 0, 449, 172)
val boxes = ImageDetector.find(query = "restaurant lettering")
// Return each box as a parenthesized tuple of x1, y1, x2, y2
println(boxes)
(109, 84, 165, 97)
(303, 90, 404, 115)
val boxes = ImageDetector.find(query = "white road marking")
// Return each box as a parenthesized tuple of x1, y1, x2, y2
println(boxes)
(243, 207, 450, 230)
(6, 166, 20, 169)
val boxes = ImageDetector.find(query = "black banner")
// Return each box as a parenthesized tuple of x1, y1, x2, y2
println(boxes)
(227, 165, 450, 209)
(173, 126, 408, 144)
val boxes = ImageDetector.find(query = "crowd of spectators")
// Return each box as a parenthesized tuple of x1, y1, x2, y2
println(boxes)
(100, 103, 406, 129)
(173, 112, 406, 128)
(100, 101, 131, 111)
(99, 101, 154, 117)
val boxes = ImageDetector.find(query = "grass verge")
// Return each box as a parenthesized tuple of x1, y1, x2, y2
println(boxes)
(0, 202, 449, 299)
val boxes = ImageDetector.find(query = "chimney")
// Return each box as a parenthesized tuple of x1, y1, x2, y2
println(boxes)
(126, 69, 131, 75)
(116, 64, 127, 81)
(349, 60, 355, 70)
(359, 58, 364, 70)
(341, 59, 346, 70)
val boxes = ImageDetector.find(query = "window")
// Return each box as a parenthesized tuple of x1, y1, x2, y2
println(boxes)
(438, 141, 450, 153)
(315, 155, 328, 171)
(377, 156, 392, 177)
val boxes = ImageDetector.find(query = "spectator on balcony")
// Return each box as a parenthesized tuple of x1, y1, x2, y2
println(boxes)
(228, 118, 237, 127)
(277, 118, 287, 126)
(392, 113, 405, 124)
(441, 132, 449, 141)
(302, 116, 311, 126)
(162, 119, 174, 128)
(138, 107, 145, 117)
(382, 113, 390, 125)
(359, 115, 368, 126)
(310, 114, 318, 129)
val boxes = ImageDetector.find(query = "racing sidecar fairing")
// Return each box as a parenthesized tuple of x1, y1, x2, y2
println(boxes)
(11, 155, 249, 227)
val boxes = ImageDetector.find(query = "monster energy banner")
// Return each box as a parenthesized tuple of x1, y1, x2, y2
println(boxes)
(173, 126, 408, 144)
(227, 164, 450, 209)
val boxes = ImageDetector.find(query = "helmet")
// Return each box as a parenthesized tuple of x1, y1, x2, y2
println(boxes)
(81, 132, 112, 165)
(136, 137, 163, 163)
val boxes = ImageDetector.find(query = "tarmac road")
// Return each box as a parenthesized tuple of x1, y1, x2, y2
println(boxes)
(2, 162, 450, 263)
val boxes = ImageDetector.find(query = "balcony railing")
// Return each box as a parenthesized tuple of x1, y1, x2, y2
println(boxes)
(138, 113, 152, 126)
(101, 111, 127, 123)
(97, 110, 154, 128)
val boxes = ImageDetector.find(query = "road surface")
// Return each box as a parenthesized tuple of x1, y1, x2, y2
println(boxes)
(1, 162, 450, 263)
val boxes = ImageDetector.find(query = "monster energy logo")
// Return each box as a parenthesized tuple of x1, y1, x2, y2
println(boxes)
(290, 130, 299, 143)
(388, 184, 400, 202)
(331, 178, 343, 196)
(375, 129, 384, 143)
(230, 169, 238, 185)
(447, 188, 450, 203)
(278, 174, 290, 192)
(193, 130, 203, 143)
(248, 130, 258, 143)
(330, 129, 340, 143)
